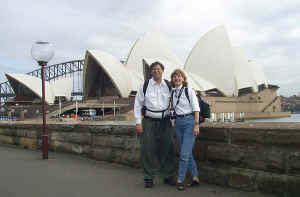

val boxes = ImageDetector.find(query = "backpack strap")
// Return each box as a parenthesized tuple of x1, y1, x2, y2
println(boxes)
(185, 87, 190, 103)
(164, 79, 172, 92)
(143, 79, 150, 96)
(171, 86, 185, 115)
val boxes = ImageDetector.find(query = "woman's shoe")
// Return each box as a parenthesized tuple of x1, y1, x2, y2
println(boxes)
(188, 180, 199, 187)
(176, 182, 185, 191)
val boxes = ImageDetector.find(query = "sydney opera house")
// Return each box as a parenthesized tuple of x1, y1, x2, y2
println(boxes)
(2, 26, 285, 120)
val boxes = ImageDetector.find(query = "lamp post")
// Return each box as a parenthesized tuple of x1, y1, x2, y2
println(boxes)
(31, 41, 54, 159)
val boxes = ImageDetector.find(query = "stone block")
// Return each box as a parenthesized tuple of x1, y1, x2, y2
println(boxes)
(193, 140, 207, 161)
(64, 132, 91, 145)
(199, 162, 300, 195)
(89, 125, 114, 135)
(206, 144, 287, 173)
(70, 144, 90, 155)
(230, 129, 265, 145)
(123, 137, 138, 151)
(93, 135, 129, 150)
(289, 152, 300, 174)
(285, 176, 300, 197)
(110, 137, 125, 149)
(265, 131, 300, 147)
(51, 141, 89, 155)
(0, 135, 14, 145)
(256, 172, 285, 194)
(50, 132, 66, 142)
(198, 163, 229, 186)
(51, 140, 71, 152)
(92, 147, 114, 162)
(19, 137, 37, 150)
(242, 149, 268, 171)
(207, 143, 244, 164)
(228, 169, 256, 191)
(49, 124, 75, 133)
(16, 129, 27, 137)
(256, 172, 300, 196)
(199, 127, 228, 142)
(26, 130, 38, 138)
(0, 128, 17, 136)
(110, 126, 136, 136)
(265, 150, 287, 173)
(114, 150, 140, 167)
(93, 135, 112, 147)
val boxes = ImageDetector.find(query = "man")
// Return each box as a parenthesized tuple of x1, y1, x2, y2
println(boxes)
(134, 62, 176, 188)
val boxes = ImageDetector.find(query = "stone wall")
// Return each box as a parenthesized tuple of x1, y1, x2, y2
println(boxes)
(0, 122, 299, 196)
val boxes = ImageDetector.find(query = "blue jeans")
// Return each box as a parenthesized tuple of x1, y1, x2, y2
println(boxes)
(175, 115, 198, 182)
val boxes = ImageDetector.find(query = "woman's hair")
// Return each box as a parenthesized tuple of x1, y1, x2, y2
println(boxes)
(170, 69, 188, 87)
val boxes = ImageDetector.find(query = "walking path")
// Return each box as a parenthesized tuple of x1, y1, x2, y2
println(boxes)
(0, 146, 272, 197)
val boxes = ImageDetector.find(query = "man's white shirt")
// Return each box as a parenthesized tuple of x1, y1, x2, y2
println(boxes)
(134, 78, 171, 124)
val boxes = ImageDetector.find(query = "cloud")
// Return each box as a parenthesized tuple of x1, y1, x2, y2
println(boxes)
(0, 0, 299, 96)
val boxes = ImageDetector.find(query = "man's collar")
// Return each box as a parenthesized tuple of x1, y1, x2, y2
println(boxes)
(150, 78, 165, 86)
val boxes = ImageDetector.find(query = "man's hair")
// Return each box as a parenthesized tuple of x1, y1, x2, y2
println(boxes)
(150, 61, 164, 71)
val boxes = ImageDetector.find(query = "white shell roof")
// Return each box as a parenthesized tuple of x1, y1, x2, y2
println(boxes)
(83, 50, 133, 97)
(80, 27, 270, 98)
(184, 25, 236, 96)
(232, 47, 257, 92)
(125, 31, 183, 78)
(127, 69, 144, 91)
(5, 73, 54, 104)
(186, 72, 216, 91)
(50, 77, 73, 100)
(143, 58, 203, 91)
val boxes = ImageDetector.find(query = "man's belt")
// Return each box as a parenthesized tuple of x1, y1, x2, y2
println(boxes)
(144, 116, 169, 121)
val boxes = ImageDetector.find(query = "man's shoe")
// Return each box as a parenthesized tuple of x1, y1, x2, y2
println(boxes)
(144, 179, 153, 188)
(164, 176, 177, 186)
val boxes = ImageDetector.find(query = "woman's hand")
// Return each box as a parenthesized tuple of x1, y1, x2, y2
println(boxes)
(194, 124, 199, 136)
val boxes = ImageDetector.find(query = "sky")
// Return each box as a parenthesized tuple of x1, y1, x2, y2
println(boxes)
(1, 0, 300, 96)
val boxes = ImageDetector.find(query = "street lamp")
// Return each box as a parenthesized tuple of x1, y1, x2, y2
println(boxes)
(31, 41, 54, 159)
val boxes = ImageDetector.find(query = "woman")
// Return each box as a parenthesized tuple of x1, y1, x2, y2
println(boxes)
(170, 69, 200, 191)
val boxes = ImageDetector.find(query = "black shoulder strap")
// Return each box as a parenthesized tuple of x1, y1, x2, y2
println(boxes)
(172, 86, 185, 113)
(170, 89, 175, 110)
(164, 79, 172, 92)
(143, 79, 150, 96)
(185, 87, 190, 103)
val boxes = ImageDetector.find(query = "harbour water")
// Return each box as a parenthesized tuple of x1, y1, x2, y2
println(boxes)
(247, 113, 300, 122)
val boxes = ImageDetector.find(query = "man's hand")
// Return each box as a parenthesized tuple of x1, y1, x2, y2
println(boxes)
(136, 124, 143, 135)
(194, 124, 199, 136)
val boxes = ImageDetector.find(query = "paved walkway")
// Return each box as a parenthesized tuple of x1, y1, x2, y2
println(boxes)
(0, 146, 272, 197)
